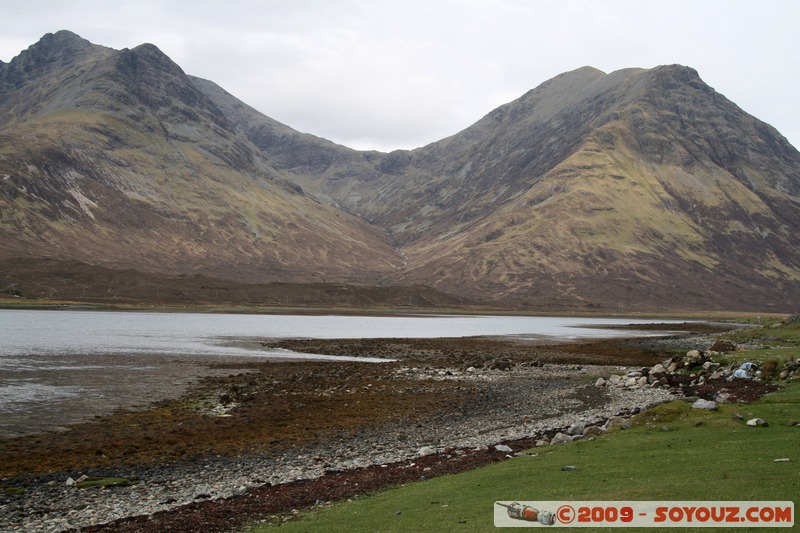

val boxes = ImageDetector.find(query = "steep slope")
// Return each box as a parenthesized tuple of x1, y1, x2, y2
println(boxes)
(390, 66, 800, 310)
(199, 64, 800, 311)
(0, 31, 402, 284)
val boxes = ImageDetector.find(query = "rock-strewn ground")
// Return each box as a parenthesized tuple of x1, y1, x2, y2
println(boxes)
(0, 324, 751, 532)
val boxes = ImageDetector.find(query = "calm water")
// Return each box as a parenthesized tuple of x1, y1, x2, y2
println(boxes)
(0, 309, 683, 358)
(0, 310, 686, 435)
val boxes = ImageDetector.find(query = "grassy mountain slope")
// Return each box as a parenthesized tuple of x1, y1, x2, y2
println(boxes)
(2, 31, 799, 311)
(388, 66, 800, 310)
(0, 31, 402, 284)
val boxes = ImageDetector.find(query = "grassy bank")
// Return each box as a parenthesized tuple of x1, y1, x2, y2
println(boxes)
(247, 322, 799, 532)
(247, 384, 798, 532)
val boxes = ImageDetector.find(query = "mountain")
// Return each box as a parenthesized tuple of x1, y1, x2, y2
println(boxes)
(2, 31, 799, 312)
(0, 31, 402, 285)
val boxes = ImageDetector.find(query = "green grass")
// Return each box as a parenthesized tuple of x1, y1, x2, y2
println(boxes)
(246, 384, 799, 533)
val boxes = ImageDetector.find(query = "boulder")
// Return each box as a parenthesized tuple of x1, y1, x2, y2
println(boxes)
(603, 416, 626, 430)
(608, 374, 622, 385)
(418, 446, 437, 457)
(746, 418, 766, 427)
(650, 363, 668, 375)
(567, 422, 586, 436)
(583, 425, 602, 437)
(550, 432, 571, 445)
(494, 444, 513, 453)
(692, 399, 717, 410)
(595, 377, 607, 387)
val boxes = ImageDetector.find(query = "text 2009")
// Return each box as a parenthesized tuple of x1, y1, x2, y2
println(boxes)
(577, 506, 634, 523)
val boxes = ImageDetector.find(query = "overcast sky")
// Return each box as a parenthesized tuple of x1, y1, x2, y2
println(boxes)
(1, 0, 799, 152)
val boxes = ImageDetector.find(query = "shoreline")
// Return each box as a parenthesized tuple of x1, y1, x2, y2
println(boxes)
(0, 327, 732, 532)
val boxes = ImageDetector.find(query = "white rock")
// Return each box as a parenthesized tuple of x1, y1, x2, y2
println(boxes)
(418, 446, 437, 457)
(651, 363, 667, 374)
(692, 399, 717, 410)
(595, 377, 607, 387)
(65, 477, 76, 486)
(567, 422, 585, 436)
(550, 432, 571, 445)
(746, 418, 766, 427)
(494, 444, 513, 453)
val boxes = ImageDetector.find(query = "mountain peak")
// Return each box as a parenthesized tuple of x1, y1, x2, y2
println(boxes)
(26, 30, 97, 60)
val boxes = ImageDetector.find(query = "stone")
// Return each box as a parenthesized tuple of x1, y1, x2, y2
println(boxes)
(692, 399, 717, 410)
(746, 418, 766, 427)
(595, 377, 607, 387)
(494, 444, 513, 453)
(608, 374, 622, 385)
(702, 361, 721, 372)
(418, 446, 437, 457)
(651, 363, 667, 375)
(637, 376, 648, 387)
(561, 465, 579, 471)
(603, 416, 626, 430)
(773, 458, 790, 462)
(582, 425, 602, 437)
(550, 432, 571, 445)
(626, 377, 638, 387)
(65, 477, 76, 486)
(567, 422, 585, 436)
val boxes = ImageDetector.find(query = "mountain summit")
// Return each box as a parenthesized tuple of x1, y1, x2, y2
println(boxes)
(2, 32, 799, 312)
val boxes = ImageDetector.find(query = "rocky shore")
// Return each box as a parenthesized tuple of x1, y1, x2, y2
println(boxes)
(0, 324, 751, 532)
